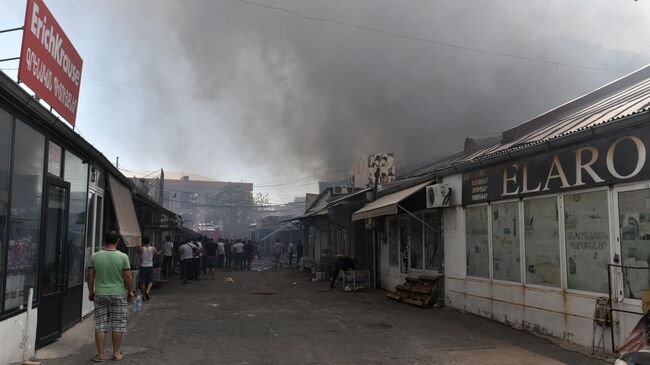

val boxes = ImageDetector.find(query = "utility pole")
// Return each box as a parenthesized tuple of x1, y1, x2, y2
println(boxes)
(115, 156, 119, 169)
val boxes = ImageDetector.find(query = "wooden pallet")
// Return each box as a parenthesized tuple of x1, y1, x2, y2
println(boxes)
(386, 275, 440, 308)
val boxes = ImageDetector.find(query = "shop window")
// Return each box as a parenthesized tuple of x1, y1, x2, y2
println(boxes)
(619, 188, 650, 299)
(524, 197, 560, 287)
(64, 151, 88, 287)
(424, 212, 441, 271)
(492, 201, 521, 282)
(410, 216, 423, 269)
(6, 121, 45, 310)
(0, 109, 12, 308)
(564, 190, 609, 293)
(388, 219, 398, 266)
(466, 206, 489, 278)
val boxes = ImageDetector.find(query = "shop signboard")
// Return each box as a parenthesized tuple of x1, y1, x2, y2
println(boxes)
(462, 125, 650, 205)
(18, 0, 83, 126)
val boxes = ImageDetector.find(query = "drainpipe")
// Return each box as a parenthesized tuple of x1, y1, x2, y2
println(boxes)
(22, 288, 34, 364)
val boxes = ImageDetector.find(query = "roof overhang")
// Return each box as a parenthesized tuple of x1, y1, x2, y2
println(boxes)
(351, 181, 432, 221)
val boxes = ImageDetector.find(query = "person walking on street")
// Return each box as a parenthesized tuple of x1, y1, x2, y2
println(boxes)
(254, 241, 261, 260)
(225, 240, 233, 269)
(87, 231, 134, 362)
(330, 253, 355, 289)
(244, 240, 254, 270)
(217, 239, 225, 268)
(195, 238, 204, 279)
(137, 236, 162, 301)
(296, 241, 304, 269)
(204, 239, 218, 280)
(189, 240, 200, 280)
(162, 236, 174, 280)
(179, 240, 194, 284)
(232, 240, 245, 270)
(288, 241, 295, 267)
(273, 239, 283, 268)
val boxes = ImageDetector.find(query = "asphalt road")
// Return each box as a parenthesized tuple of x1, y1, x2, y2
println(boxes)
(34, 264, 610, 365)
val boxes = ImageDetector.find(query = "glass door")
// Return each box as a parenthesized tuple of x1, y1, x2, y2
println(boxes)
(82, 190, 104, 316)
(613, 184, 650, 350)
(617, 187, 650, 300)
(36, 179, 70, 347)
(399, 217, 409, 274)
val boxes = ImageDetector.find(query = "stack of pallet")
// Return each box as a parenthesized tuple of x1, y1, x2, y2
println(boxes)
(386, 275, 439, 308)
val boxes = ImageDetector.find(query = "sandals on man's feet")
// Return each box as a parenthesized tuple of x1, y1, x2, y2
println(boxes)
(112, 353, 126, 361)
(91, 354, 104, 362)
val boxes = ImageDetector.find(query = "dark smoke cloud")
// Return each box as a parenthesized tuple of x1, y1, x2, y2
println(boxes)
(5, 0, 649, 201)
(145, 1, 649, 178)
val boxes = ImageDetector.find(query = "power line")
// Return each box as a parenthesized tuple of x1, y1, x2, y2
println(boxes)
(254, 168, 351, 187)
(85, 75, 330, 112)
(237, 0, 622, 74)
(84, 78, 333, 128)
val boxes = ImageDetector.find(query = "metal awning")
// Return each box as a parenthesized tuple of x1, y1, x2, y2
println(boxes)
(108, 175, 142, 247)
(351, 181, 432, 221)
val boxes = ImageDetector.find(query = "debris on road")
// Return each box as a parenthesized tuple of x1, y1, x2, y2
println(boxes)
(386, 275, 440, 308)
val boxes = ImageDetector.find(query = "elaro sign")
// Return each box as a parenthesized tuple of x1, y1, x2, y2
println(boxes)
(462, 125, 650, 205)
(18, 0, 83, 126)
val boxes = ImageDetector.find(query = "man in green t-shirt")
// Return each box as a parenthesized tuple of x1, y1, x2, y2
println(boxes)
(87, 231, 134, 362)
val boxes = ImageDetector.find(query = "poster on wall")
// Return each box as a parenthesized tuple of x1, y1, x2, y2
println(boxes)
(368, 153, 396, 187)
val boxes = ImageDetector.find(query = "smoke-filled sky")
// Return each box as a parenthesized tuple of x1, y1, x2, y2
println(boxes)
(1, 0, 650, 203)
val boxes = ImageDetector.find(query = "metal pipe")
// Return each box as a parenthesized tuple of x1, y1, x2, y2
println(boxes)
(0, 26, 23, 34)
(22, 287, 34, 363)
(396, 204, 436, 232)
(0, 57, 20, 63)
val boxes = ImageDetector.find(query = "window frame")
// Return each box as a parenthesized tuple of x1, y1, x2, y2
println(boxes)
(464, 203, 491, 281)
(489, 198, 522, 285)
(612, 181, 650, 305)
(560, 187, 612, 296)
(521, 194, 563, 291)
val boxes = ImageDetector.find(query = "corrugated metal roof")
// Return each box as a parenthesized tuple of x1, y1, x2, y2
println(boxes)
(408, 65, 650, 177)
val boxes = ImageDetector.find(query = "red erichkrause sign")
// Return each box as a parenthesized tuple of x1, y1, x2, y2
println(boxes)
(18, 0, 83, 126)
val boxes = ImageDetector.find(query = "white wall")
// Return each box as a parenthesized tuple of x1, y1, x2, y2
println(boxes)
(0, 307, 37, 365)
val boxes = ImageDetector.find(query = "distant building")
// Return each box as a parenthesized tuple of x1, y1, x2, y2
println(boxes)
(121, 170, 253, 238)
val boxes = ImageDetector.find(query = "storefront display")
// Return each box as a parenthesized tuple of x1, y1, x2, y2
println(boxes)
(619, 188, 650, 299)
(6, 121, 45, 309)
(492, 201, 520, 282)
(524, 197, 560, 287)
(564, 190, 610, 293)
(466, 206, 489, 278)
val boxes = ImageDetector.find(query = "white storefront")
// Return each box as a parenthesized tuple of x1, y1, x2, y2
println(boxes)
(434, 66, 650, 352)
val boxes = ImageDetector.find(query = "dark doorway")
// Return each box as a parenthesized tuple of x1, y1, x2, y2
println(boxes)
(36, 179, 70, 348)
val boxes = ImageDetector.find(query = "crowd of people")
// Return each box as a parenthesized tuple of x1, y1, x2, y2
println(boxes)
(168, 237, 261, 284)
(86, 231, 350, 362)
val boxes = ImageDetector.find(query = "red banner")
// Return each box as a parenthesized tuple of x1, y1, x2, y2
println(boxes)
(18, 0, 83, 126)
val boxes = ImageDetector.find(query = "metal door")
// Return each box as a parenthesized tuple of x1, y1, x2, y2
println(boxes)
(36, 179, 70, 347)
